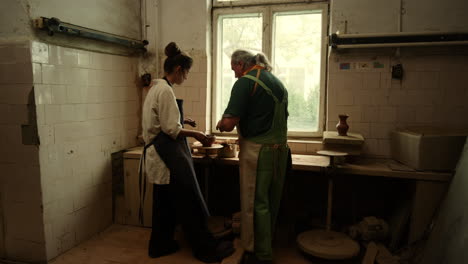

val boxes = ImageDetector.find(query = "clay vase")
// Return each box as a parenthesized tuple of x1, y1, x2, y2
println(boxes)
(336, 114, 349, 136)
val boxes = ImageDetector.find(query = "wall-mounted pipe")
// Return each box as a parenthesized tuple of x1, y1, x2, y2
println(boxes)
(329, 31, 468, 49)
(33, 17, 148, 52)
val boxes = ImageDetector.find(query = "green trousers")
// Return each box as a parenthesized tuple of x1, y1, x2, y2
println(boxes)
(254, 145, 289, 260)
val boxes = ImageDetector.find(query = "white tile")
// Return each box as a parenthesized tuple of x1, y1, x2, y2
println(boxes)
(390, 79, 402, 90)
(121, 129, 138, 148)
(188, 86, 202, 102)
(74, 104, 88, 121)
(420, 72, 439, 90)
(111, 55, 131, 71)
(54, 122, 92, 143)
(33, 63, 42, 84)
(50, 84, 67, 104)
(362, 72, 381, 90)
(3, 169, 41, 205)
(388, 90, 406, 106)
(378, 106, 397, 123)
(48, 45, 64, 66)
(0, 63, 33, 84)
(370, 91, 389, 105)
(443, 85, 466, 107)
(174, 86, 187, 99)
(90, 52, 113, 70)
(353, 90, 372, 106)
(13, 44, 32, 64)
(124, 84, 138, 101)
(3, 200, 44, 244)
(62, 47, 80, 67)
(31, 41, 49, 64)
(60, 105, 75, 122)
(35, 84, 52, 105)
(88, 69, 107, 86)
(124, 116, 139, 130)
(45, 105, 61, 124)
(0, 84, 32, 104)
(0, 46, 22, 64)
(38, 125, 55, 146)
(377, 139, 391, 158)
(361, 106, 379, 123)
(36, 104, 45, 125)
(77, 49, 91, 68)
(414, 106, 435, 123)
(348, 122, 370, 138)
(327, 73, 345, 94)
(4, 235, 47, 262)
(85, 85, 105, 103)
(402, 71, 421, 90)
(185, 72, 207, 88)
(362, 138, 376, 156)
(396, 106, 416, 123)
(42, 64, 67, 85)
(380, 73, 392, 90)
(67, 68, 88, 86)
(369, 123, 395, 139)
(342, 73, 363, 91)
(328, 105, 361, 122)
(336, 90, 354, 106)
(66, 84, 87, 103)
(121, 100, 138, 117)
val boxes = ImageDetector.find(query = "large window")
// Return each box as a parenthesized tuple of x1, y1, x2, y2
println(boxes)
(212, 2, 328, 137)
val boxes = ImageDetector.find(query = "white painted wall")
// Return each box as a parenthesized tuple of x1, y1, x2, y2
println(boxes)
(157, 0, 210, 51)
(155, 0, 212, 134)
(37, 0, 140, 39)
(331, 0, 468, 34)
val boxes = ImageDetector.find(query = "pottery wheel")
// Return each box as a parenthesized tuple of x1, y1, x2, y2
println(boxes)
(297, 229, 360, 260)
(191, 143, 223, 150)
(192, 144, 223, 157)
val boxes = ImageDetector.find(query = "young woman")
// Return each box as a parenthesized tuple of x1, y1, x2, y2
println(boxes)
(141, 42, 233, 262)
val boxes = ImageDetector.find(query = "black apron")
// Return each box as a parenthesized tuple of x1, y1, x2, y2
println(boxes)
(139, 79, 210, 224)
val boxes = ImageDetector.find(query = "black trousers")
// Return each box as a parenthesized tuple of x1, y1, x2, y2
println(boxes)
(149, 181, 215, 253)
(148, 115, 216, 255)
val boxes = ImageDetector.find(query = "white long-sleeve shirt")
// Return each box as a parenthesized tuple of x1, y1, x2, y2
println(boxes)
(141, 79, 182, 184)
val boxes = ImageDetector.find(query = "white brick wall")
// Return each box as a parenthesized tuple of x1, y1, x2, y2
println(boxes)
(328, 50, 468, 157)
(30, 41, 140, 260)
(0, 42, 46, 262)
(0, 41, 139, 262)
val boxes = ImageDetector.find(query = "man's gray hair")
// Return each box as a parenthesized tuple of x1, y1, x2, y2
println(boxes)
(231, 49, 273, 72)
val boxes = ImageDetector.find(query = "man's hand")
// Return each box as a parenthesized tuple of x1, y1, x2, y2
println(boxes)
(216, 117, 240, 132)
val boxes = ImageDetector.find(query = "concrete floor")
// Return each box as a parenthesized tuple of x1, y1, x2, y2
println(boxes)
(47, 224, 323, 264)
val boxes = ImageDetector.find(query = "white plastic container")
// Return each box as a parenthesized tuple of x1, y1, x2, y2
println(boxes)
(391, 127, 467, 171)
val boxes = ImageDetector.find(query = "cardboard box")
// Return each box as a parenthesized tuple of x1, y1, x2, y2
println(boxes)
(391, 127, 467, 171)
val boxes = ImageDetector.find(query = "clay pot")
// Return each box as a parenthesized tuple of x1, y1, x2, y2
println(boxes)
(203, 134, 216, 147)
(336, 114, 349, 136)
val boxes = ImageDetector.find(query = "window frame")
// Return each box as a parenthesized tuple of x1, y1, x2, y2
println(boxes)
(211, 2, 329, 138)
(213, 0, 324, 8)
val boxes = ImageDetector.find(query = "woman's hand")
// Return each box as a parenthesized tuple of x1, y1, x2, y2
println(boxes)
(184, 118, 197, 127)
(194, 132, 216, 147)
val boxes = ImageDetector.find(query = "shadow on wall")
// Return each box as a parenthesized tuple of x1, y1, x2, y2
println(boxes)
(420, 137, 468, 264)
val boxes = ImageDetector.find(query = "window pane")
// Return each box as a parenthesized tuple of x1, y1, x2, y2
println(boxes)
(272, 11, 322, 132)
(216, 14, 262, 121)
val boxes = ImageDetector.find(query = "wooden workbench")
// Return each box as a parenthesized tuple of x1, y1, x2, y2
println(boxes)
(121, 146, 453, 243)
